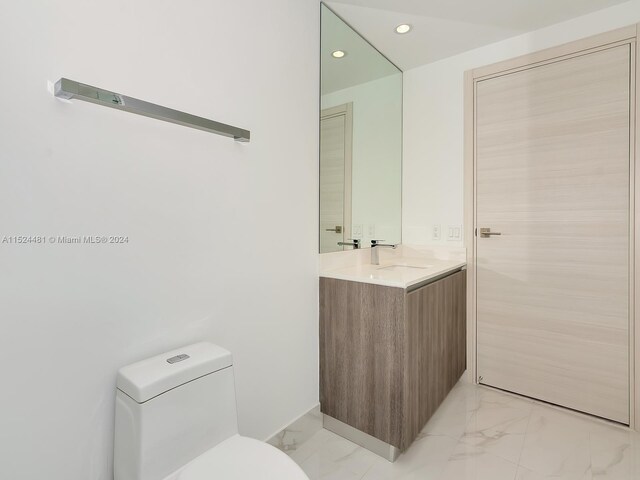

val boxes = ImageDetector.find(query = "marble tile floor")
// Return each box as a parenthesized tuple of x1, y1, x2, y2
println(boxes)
(286, 382, 640, 480)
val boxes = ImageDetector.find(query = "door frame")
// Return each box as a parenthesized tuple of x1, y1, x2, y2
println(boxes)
(463, 24, 640, 430)
(321, 103, 354, 249)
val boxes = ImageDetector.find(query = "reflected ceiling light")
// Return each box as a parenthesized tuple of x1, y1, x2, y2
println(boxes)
(395, 24, 412, 34)
(332, 50, 346, 58)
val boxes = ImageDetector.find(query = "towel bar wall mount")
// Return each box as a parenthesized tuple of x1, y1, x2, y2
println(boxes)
(54, 78, 250, 142)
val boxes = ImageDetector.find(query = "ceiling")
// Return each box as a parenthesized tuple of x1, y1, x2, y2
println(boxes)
(322, 5, 400, 95)
(324, 0, 630, 70)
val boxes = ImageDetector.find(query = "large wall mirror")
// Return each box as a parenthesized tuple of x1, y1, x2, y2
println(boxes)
(319, 4, 402, 254)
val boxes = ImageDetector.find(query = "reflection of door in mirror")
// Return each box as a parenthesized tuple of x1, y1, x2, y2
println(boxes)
(320, 103, 353, 253)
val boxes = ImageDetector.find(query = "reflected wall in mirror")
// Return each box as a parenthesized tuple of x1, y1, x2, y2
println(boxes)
(319, 4, 402, 254)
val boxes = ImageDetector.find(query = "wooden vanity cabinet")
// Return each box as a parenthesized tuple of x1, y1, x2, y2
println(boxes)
(319, 269, 466, 451)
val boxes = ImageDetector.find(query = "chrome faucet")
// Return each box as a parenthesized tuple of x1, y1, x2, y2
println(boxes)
(370, 239, 398, 265)
(337, 239, 361, 250)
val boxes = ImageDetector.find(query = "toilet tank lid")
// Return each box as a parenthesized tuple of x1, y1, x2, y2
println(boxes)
(117, 342, 233, 403)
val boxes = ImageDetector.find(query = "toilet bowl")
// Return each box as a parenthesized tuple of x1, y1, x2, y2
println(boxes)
(114, 342, 309, 480)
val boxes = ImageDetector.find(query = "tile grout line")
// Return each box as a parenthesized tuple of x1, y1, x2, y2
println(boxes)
(451, 386, 530, 479)
(512, 406, 535, 479)
(357, 461, 376, 480)
(293, 382, 640, 479)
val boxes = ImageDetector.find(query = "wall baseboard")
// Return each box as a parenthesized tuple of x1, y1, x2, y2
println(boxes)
(267, 405, 322, 454)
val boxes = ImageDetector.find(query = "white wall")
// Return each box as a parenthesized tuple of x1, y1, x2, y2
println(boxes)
(322, 74, 403, 245)
(0, 1, 319, 479)
(403, 0, 640, 246)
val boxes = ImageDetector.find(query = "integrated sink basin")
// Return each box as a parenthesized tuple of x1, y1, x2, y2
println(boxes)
(377, 264, 432, 272)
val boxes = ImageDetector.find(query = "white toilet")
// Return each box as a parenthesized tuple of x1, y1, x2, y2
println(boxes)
(114, 342, 309, 480)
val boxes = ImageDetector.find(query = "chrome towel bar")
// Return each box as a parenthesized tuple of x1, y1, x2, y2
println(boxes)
(54, 78, 250, 142)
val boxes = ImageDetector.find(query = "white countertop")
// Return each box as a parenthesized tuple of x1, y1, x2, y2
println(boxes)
(319, 246, 467, 289)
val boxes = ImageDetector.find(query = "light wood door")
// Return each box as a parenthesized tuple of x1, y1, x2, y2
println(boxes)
(476, 45, 631, 423)
(320, 105, 352, 253)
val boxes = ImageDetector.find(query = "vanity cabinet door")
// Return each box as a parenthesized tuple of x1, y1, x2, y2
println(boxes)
(403, 270, 466, 448)
(319, 278, 406, 447)
(319, 271, 466, 452)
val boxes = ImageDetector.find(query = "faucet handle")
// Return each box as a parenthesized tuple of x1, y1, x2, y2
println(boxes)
(371, 239, 398, 248)
(337, 239, 361, 249)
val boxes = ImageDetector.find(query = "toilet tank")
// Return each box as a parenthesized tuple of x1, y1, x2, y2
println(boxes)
(114, 342, 238, 480)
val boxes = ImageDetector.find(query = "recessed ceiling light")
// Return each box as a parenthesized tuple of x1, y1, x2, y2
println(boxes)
(395, 24, 412, 34)
(332, 50, 346, 59)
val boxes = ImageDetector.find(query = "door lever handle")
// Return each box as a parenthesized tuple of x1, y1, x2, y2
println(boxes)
(326, 226, 343, 234)
(480, 228, 501, 238)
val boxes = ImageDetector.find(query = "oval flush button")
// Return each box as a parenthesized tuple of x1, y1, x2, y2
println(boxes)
(166, 354, 190, 364)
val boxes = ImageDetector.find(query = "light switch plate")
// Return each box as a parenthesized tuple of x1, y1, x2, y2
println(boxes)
(447, 225, 462, 241)
(432, 224, 441, 240)
(352, 224, 363, 238)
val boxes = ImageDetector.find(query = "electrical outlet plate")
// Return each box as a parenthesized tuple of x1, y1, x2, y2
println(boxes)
(447, 225, 462, 241)
(432, 224, 441, 240)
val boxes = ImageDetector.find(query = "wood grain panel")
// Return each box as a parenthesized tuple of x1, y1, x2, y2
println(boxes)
(476, 45, 631, 423)
(320, 271, 466, 450)
(319, 277, 406, 446)
(403, 270, 466, 448)
(320, 114, 347, 253)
